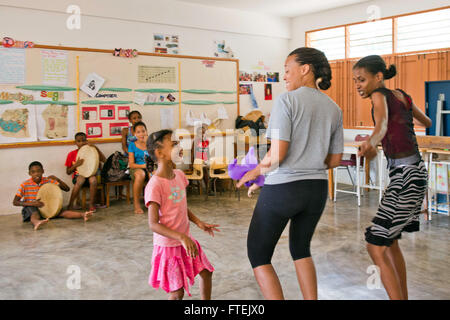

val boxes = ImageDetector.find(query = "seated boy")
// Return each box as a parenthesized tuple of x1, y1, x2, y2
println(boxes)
(65, 132, 106, 211)
(13, 161, 94, 231)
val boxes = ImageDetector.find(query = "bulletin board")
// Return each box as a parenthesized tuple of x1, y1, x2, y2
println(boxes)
(0, 43, 239, 148)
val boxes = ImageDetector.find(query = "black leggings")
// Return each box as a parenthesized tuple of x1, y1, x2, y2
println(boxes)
(247, 179, 328, 268)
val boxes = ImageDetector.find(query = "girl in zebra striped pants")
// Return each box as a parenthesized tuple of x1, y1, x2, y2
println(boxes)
(352, 55, 432, 300)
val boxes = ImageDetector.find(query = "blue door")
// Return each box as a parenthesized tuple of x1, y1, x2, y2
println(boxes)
(425, 80, 450, 136)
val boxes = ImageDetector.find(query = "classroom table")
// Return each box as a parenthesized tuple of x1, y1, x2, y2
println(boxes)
(424, 148, 450, 221)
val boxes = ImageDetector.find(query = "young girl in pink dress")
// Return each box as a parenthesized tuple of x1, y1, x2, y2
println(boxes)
(145, 129, 220, 300)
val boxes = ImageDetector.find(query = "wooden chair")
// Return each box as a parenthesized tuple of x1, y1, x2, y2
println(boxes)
(209, 157, 240, 201)
(80, 183, 105, 210)
(184, 158, 207, 199)
(104, 179, 131, 207)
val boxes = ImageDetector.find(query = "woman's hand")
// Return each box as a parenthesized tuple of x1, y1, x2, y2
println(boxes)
(180, 235, 198, 258)
(196, 221, 220, 237)
(358, 141, 377, 160)
(237, 166, 261, 188)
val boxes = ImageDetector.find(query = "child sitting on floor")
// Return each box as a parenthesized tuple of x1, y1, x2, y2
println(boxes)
(13, 161, 93, 230)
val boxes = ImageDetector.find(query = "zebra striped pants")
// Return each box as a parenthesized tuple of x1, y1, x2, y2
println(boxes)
(365, 160, 428, 247)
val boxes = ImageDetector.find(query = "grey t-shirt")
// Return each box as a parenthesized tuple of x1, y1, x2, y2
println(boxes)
(265, 86, 343, 185)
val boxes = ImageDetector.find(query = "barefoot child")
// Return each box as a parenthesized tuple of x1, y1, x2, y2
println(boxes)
(128, 121, 150, 214)
(145, 129, 219, 300)
(13, 161, 93, 230)
(353, 55, 432, 300)
(65, 132, 106, 211)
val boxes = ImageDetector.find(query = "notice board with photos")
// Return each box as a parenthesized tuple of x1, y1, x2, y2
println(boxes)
(0, 43, 239, 148)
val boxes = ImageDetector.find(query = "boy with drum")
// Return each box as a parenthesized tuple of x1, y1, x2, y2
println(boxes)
(65, 132, 106, 212)
(13, 161, 93, 230)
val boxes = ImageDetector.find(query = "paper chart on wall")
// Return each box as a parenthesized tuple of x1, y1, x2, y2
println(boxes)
(0, 102, 37, 143)
(138, 66, 176, 84)
(160, 108, 174, 129)
(0, 48, 26, 84)
(41, 49, 68, 85)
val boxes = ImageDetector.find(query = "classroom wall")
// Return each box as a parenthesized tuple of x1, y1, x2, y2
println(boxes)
(0, 0, 290, 216)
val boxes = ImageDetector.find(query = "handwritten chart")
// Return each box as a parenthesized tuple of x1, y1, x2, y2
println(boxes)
(138, 66, 176, 83)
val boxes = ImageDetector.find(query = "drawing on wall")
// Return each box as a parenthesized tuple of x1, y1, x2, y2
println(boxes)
(138, 66, 176, 84)
(39, 104, 69, 139)
(81, 73, 105, 97)
(0, 103, 37, 143)
(154, 34, 179, 54)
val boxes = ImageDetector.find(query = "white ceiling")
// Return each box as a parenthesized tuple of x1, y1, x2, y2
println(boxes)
(176, 0, 370, 18)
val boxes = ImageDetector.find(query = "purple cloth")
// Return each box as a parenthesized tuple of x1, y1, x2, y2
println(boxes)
(228, 147, 265, 187)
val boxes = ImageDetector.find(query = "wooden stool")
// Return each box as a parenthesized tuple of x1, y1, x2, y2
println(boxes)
(105, 180, 131, 207)
(80, 184, 105, 209)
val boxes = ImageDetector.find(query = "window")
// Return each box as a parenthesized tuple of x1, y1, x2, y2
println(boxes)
(397, 8, 450, 53)
(307, 27, 345, 60)
(348, 19, 392, 58)
(306, 7, 450, 61)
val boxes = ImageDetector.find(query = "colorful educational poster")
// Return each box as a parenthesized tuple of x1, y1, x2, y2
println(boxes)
(138, 66, 176, 84)
(0, 48, 26, 84)
(86, 123, 102, 138)
(0, 103, 37, 143)
(99, 105, 115, 120)
(81, 73, 105, 97)
(35, 104, 75, 141)
(82, 106, 98, 121)
(109, 122, 128, 136)
(117, 106, 130, 120)
(154, 34, 179, 54)
(41, 49, 68, 85)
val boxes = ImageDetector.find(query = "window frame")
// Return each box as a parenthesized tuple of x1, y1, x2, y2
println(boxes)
(305, 6, 450, 61)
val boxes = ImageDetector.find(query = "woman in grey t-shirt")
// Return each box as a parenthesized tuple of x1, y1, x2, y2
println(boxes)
(238, 47, 344, 300)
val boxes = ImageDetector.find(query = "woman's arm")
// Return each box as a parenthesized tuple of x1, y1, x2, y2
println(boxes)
(324, 153, 343, 169)
(237, 139, 289, 187)
(358, 92, 388, 160)
(412, 102, 432, 128)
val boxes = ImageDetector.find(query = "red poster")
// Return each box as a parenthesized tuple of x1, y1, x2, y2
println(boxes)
(264, 83, 272, 100)
(86, 123, 102, 138)
(99, 105, 115, 120)
(82, 106, 98, 121)
(109, 122, 129, 136)
(117, 106, 130, 120)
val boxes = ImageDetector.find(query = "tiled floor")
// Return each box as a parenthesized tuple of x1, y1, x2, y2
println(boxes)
(0, 187, 448, 300)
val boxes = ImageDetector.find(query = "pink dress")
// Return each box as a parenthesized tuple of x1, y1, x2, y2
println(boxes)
(145, 169, 214, 296)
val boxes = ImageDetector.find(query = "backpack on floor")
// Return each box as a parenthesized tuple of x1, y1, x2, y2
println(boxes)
(102, 151, 129, 182)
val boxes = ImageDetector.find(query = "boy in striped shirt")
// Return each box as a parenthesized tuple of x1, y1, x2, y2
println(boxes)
(13, 161, 93, 230)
